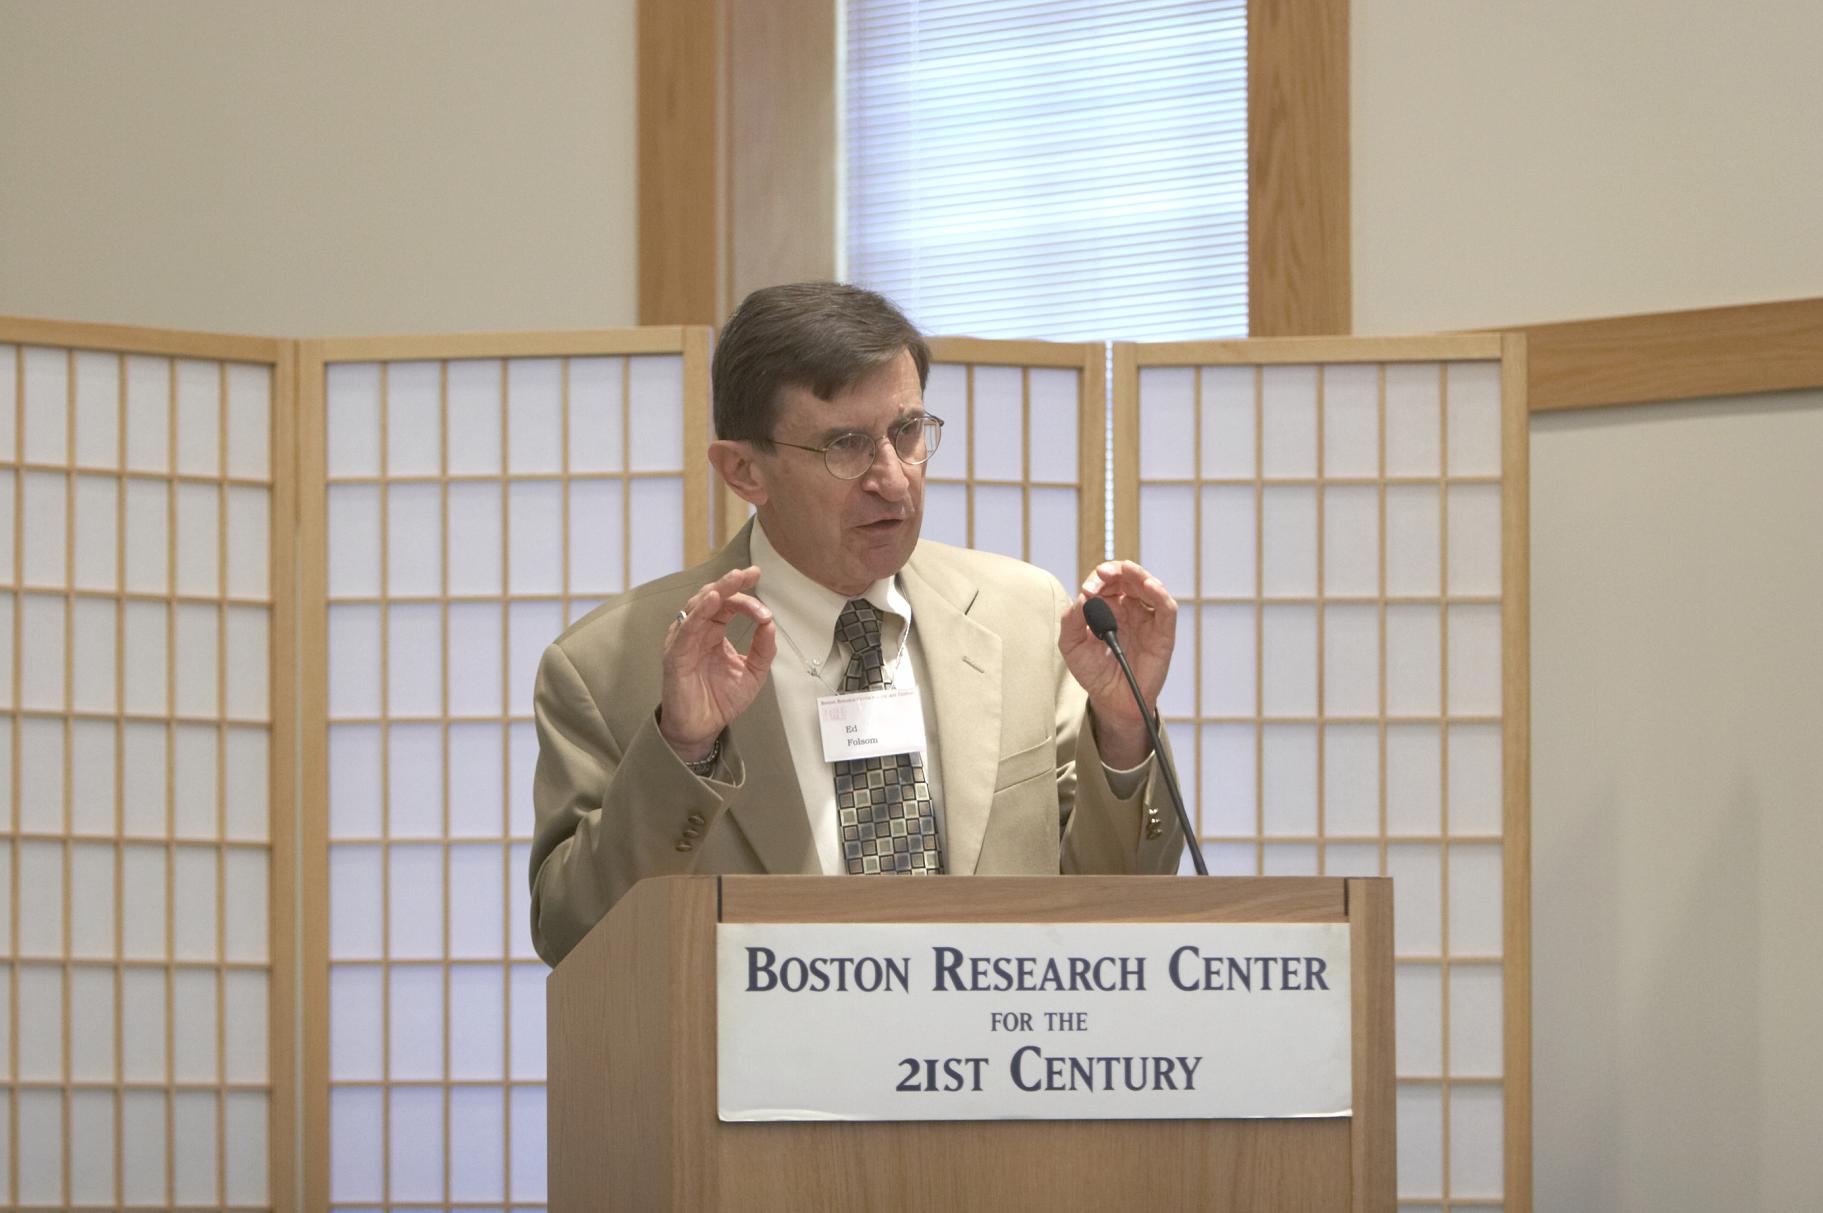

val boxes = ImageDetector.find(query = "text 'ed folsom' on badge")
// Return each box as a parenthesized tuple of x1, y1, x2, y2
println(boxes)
(818, 687, 928, 763)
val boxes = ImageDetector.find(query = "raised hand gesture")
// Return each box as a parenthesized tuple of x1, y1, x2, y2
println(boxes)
(1057, 560, 1178, 769)
(658, 566, 777, 762)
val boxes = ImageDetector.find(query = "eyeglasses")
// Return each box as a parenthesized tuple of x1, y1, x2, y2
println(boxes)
(768, 413, 945, 480)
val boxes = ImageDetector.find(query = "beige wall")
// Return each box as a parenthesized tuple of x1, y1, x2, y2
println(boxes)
(1353, 1, 1823, 333)
(1531, 395, 1823, 1211)
(0, 0, 637, 337)
(1356, 3, 1823, 1208)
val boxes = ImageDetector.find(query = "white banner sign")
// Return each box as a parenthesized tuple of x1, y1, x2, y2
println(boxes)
(717, 921, 1351, 1122)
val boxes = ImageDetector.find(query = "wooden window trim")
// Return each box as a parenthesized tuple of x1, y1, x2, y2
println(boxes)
(638, 0, 1352, 337)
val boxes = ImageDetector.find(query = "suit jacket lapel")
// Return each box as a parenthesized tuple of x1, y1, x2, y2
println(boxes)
(717, 521, 821, 875)
(901, 549, 1002, 876)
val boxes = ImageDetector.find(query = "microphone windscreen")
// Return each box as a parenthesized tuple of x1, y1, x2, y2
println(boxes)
(1083, 596, 1118, 640)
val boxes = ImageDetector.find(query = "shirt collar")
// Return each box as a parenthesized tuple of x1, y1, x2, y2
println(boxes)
(751, 518, 912, 668)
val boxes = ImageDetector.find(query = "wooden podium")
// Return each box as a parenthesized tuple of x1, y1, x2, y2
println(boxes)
(548, 876, 1393, 1211)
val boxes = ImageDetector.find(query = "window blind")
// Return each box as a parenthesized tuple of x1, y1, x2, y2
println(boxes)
(845, 0, 1248, 341)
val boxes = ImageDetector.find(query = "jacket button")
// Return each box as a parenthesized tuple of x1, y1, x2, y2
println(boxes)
(681, 827, 701, 839)
(675, 841, 694, 852)
(686, 813, 706, 826)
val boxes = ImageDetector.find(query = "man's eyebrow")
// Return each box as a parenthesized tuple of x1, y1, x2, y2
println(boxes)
(805, 411, 926, 446)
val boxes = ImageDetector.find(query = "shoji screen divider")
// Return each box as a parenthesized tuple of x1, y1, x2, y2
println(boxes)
(297, 329, 713, 1213)
(1115, 334, 1530, 1212)
(0, 317, 297, 1211)
(918, 339, 1106, 591)
(712, 337, 1106, 591)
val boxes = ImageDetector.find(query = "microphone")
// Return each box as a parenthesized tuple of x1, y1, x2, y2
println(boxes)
(1082, 597, 1206, 875)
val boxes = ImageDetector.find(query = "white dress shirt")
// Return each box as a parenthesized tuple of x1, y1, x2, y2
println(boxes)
(742, 519, 1150, 875)
(750, 520, 950, 875)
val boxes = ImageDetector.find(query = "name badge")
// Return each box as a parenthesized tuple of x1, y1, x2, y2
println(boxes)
(818, 687, 927, 762)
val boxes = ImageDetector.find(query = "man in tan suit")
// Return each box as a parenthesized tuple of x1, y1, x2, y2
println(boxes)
(529, 284, 1185, 966)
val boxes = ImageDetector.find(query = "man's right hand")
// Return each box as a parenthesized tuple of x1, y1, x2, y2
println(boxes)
(658, 566, 777, 762)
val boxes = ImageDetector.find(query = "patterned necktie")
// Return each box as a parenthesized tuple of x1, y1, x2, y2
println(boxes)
(832, 599, 942, 875)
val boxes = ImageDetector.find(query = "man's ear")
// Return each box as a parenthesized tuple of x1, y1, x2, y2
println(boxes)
(708, 439, 769, 507)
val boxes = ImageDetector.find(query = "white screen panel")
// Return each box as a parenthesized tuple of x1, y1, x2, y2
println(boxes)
(1261, 724, 1317, 835)
(174, 358, 220, 476)
(1323, 724, 1379, 836)
(568, 356, 625, 473)
(1028, 485, 1078, 590)
(121, 1090, 168, 1202)
(1396, 963, 1444, 1076)
(1261, 485, 1317, 597)
(3, 329, 281, 1213)
(68, 1089, 116, 1205)
(1448, 723, 1504, 836)
(628, 477, 685, 586)
(1200, 366, 1255, 478)
(448, 964, 506, 1081)
(627, 355, 686, 471)
(1199, 484, 1254, 597)
(1027, 368, 1079, 482)
(171, 967, 219, 1081)
(1385, 484, 1441, 596)
(1384, 363, 1442, 476)
(1260, 366, 1318, 478)
(390, 1085, 447, 1201)
(1386, 724, 1443, 835)
(123, 354, 169, 472)
(1449, 843, 1504, 956)
(389, 965, 445, 1080)
(510, 1086, 549, 1203)
(1447, 483, 1502, 597)
(1450, 1084, 1505, 1198)
(223, 1090, 271, 1205)
(17, 964, 64, 1080)
(924, 363, 969, 469)
(21, 345, 69, 464)
(970, 366, 1024, 481)
(1450, 964, 1504, 1077)
(447, 359, 504, 474)
(317, 335, 736, 1213)
(921, 481, 968, 548)
(1445, 361, 1502, 476)
(68, 841, 115, 958)
(72, 473, 118, 590)
(327, 363, 383, 476)
(331, 964, 384, 1081)
(1397, 1083, 1445, 1200)
(15, 1089, 62, 1206)
(1138, 367, 1195, 479)
(1199, 724, 1254, 836)
(970, 484, 1024, 561)
(1198, 603, 1254, 718)
(387, 721, 444, 838)
(1138, 485, 1194, 594)
(450, 1085, 506, 1200)
(387, 481, 442, 596)
(1322, 364, 1379, 477)
(123, 476, 170, 593)
(1133, 345, 1514, 1209)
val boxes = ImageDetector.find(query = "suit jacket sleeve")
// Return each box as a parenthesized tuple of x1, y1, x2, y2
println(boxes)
(526, 639, 742, 965)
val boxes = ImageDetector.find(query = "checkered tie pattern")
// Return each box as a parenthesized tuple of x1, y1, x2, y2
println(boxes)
(833, 599, 942, 875)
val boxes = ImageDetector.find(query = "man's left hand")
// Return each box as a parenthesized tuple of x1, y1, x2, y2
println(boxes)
(1058, 560, 1178, 770)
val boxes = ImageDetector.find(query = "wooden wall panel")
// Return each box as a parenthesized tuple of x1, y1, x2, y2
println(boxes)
(1249, 0, 1352, 337)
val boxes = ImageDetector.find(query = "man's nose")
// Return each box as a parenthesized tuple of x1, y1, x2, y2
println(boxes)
(860, 434, 911, 498)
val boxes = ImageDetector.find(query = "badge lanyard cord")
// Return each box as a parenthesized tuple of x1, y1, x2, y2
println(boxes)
(763, 599, 913, 695)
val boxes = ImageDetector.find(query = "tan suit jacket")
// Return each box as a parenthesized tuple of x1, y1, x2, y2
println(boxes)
(528, 524, 1185, 965)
